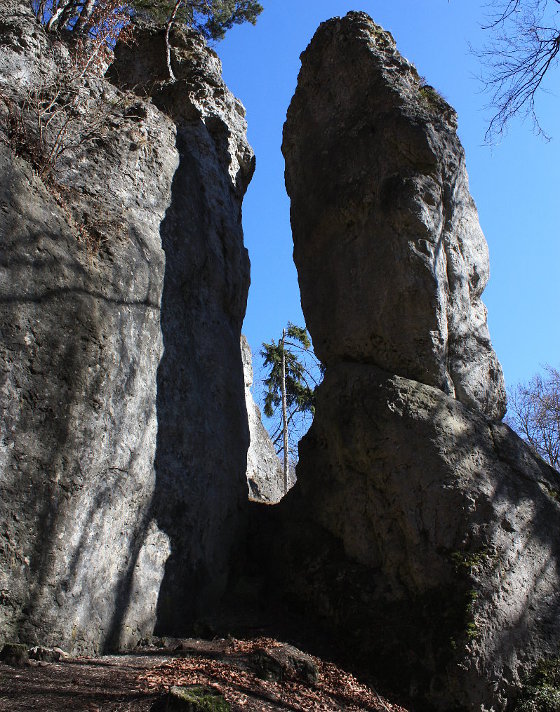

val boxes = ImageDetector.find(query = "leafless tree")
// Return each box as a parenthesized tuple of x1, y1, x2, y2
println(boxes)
(506, 365, 560, 471)
(33, 0, 132, 71)
(3, 1, 134, 177)
(1, 49, 120, 179)
(476, 0, 560, 140)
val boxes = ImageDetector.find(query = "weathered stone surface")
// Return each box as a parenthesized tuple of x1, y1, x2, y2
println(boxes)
(275, 364, 560, 710)
(107, 19, 254, 198)
(0, 5, 174, 653)
(0, 1, 253, 652)
(109, 21, 254, 632)
(249, 643, 318, 684)
(282, 11, 506, 421)
(241, 336, 284, 504)
(269, 12, 560, 711)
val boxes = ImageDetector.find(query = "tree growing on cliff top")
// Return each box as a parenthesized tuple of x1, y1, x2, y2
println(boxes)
(34, 0, 262, 41)
(476, 0, 560, 139)
(131, 0, 262, 41)
(133, 0, 262, 79)
(33, 0, 262, 80)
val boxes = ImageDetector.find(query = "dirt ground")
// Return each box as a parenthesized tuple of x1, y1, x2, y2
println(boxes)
(0, 654, 160, 711)
(0, 638, 409, 711)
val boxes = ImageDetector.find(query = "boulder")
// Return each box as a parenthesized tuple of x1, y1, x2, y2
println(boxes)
(248, 642, 318, 684)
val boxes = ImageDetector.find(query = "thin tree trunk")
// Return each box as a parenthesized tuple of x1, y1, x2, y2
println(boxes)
(281, 328, 289, 494)
(74, 0, 95, 34)
(46, 0, 72, 31)
(165, 0, 182, 81)
(36, 0, 47, 23)
(58, 0, 81, 30)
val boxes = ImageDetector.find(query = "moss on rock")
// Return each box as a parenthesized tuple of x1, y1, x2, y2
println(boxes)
(515, 659, 560, 711)
(165, 685, 230, 711)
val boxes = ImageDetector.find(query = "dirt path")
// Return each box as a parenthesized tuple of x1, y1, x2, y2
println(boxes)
(0, 654, 162, 711)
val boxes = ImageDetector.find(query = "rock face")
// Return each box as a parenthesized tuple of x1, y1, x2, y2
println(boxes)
(273, 12, 560, 710)
(109, 19, 255, 633)
(241, 336, 284, 504)
(0, 2, 252, 652)
(282, 12, 505, 421)
(278, 365, 560, 710)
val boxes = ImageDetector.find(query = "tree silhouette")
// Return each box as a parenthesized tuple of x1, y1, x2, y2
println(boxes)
(476, 0, 560, 139)
(506, 365, 560, 471)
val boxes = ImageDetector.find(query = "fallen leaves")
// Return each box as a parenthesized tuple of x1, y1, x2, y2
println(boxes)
(140, 637, 409, 712)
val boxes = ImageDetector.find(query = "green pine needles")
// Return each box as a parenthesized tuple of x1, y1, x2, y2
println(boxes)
(33, 0, 263, 43)
(261, 323, 323, 491)
(131, 0, 263, 41)
(261, 324, 316, 420)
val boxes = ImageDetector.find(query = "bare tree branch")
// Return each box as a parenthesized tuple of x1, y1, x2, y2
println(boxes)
(476, 0, 560, 140)
(506, 365, 560, 471)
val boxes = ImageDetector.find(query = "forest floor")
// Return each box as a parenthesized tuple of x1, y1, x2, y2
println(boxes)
(0, 636, 410, 711)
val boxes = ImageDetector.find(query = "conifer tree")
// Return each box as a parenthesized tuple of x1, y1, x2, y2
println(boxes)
(261, 324, 322, 493)
(131, 0, 262, 41)
(33, 0, 262, 68)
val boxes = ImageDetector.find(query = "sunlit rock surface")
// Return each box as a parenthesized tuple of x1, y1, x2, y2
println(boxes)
(272, 12, 560, 710)
(282, 11, 505, 421)
(0, 1, 253, 652)
(241, 336, 284, 504)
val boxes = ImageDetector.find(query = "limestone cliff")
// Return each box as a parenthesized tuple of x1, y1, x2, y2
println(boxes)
(272, 12, 560, 711)
(282, 12, 505, 421)
(241, 336, 284, 504)
(109, 18, 255, 636)
(0, 1, 253, 652)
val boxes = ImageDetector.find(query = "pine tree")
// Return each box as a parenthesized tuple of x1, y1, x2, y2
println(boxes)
(131, 0, 263, 41)
(33, 0, 263, 72)
(261, 324, 322, 493)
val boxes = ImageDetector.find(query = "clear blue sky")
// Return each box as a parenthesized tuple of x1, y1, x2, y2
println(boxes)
(217, 1, 559, 403)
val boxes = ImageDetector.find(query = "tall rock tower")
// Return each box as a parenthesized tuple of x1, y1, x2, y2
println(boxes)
(274, 12, 560, 710)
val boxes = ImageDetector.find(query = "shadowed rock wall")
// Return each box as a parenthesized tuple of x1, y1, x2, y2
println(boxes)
(109, 21, 255, 631)
(0, 1, 253, 652)
(271, 12, 560, 711)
